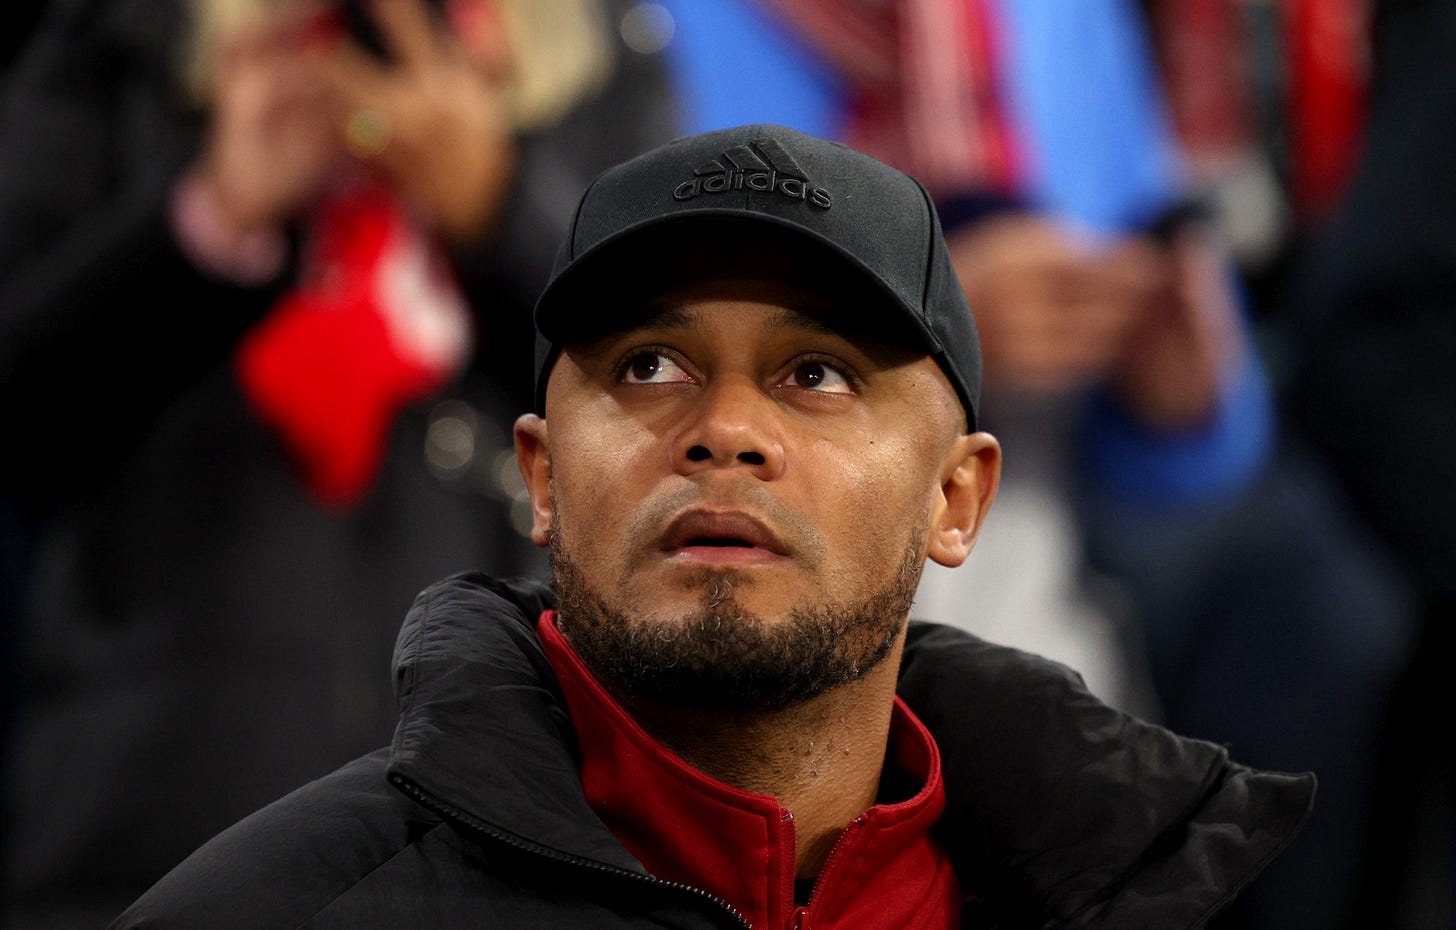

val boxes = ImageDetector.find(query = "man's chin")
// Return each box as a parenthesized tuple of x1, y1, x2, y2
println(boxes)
(552, 548, 920, 713)
(559, 599, 900, 713)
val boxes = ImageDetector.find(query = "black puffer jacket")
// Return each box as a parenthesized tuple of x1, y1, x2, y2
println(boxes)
(112, 573, 1315, 930)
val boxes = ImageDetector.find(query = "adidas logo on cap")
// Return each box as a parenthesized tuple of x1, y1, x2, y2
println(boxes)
(672, 137, 832, 209)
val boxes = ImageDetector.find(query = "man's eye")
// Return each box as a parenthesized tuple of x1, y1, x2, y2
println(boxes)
(621, 351, 689, 384)
(784, 361, 853, 394)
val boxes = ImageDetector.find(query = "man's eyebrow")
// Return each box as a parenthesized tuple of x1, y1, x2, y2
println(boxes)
(600, 302, 886, 346)
(767, 306, 840, 336)
(574, 306, 693, 350)
(652, 305, 845, 336)
(636, 306, 696, 331)
(769, 305, 909, 351)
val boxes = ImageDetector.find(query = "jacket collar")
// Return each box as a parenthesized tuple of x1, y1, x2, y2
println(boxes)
(897, 623, 1315, 927)
(387, 572, 642, 873)
(387, 572, 1314, 928)
(537, 609, 957, 930)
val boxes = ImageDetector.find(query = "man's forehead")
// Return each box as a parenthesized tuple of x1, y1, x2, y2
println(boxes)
(549, 276, 965, 431)
(578, 273, 922, 356)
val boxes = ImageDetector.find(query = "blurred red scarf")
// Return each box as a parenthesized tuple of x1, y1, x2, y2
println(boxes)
(1146, 0, 1368, 223)
(236, 176, 471, 509)
(755, 0, 1019, 196)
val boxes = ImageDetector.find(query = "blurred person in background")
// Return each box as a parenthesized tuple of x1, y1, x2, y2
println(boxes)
(1280, 0, 1456, 925)
(0, 0, 673, 923)
(1133, 2, 1441, 928)
(653, 1, 1413, 928)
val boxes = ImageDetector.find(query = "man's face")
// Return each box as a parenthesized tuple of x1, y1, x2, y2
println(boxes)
(516, 276, 999, 710)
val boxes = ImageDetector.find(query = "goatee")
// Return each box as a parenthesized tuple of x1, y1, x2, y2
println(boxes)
(550, 520, 926, 713)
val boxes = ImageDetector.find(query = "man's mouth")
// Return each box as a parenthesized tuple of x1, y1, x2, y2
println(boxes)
(658, 511, 789, 564)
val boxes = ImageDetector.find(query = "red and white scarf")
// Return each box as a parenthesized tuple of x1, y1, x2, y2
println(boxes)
(754, 0, 1020, 196)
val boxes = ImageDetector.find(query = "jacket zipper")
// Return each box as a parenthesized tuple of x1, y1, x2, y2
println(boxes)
(791, 814, 868, 930)
(390, 773, 753, 929)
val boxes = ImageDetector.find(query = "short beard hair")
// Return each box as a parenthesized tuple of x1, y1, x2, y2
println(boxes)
(550, 517, 926, 713)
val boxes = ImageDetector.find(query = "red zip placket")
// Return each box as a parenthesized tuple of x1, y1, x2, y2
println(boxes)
(538, 611, 961, 930)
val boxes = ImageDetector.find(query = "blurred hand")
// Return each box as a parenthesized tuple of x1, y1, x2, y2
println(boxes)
(318, 0, 516, 245)
(1109, 224, 1239, 430)
(948, 213, 1162, 396)
(949, 212, 1239, 430)
(197, 5, 340, 235)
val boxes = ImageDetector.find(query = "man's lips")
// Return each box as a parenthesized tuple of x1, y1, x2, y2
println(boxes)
(657, 510, 790, 562)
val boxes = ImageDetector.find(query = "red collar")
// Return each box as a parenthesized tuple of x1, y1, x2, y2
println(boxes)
(538, 611, 960, 930)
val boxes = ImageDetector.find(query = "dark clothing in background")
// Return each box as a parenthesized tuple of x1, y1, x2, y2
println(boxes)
(0, 0, 676, 924)
(1285, 0, 1456, 613)
(1284, 1, 1456, 925)
(1077, 441, 1412, 930)
(112, 573, 1315, 930)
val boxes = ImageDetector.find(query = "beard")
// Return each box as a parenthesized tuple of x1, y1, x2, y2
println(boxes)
(550, 516, 926, 713)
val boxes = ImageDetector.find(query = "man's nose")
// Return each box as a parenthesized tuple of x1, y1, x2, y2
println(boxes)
(673, 377, 786, 480)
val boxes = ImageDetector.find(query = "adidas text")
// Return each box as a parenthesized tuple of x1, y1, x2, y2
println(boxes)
(673, 170, 831, 209)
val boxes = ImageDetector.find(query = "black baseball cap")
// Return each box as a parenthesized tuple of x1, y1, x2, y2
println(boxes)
(532, 123, 982, 430)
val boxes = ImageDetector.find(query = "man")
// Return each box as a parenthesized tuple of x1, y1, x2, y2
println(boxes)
(110, 125, 1313, 930)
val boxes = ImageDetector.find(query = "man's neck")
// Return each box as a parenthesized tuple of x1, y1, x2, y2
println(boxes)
(618, 643, 906, 879)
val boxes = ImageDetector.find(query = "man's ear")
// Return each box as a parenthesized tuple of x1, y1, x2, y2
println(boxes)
(513, 413, 553, 548)
(927, 432, 1001, 568)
